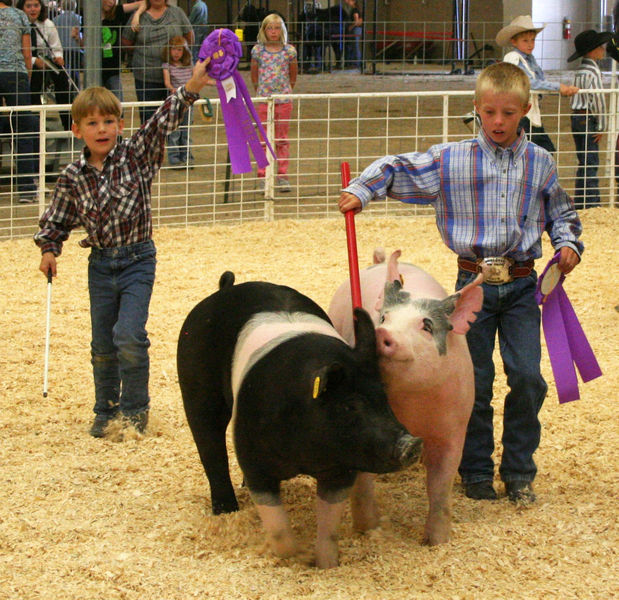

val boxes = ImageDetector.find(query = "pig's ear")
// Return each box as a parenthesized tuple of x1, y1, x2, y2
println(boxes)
(448, 274, 484, 334)
(311, 364, 345, 398)
(352, 307, 378, 362)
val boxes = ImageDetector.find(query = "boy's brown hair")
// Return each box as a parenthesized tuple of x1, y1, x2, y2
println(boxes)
(71, 87, 122, 124)
(511, 30, 538, 43)
(474, 62, 530, 106)
(161, 35, 192, 66)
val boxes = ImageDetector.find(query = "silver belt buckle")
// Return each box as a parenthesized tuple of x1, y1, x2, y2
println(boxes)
(480, 257, 514, 285)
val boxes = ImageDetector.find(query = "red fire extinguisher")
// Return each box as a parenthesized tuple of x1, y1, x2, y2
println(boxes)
(563, 17, 572, 40)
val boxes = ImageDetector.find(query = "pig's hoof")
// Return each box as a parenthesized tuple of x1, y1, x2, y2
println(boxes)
(464, 480, 497, 500)
(211, 499, 240, 515)
(422, 529, 451, 546)
(270, 536, 298, 559)
(352, 511, 380, 532)
(315, 552, 339, 569)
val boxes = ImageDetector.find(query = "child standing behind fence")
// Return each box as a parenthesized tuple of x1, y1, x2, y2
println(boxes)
(568, 29, 612, 209)
(251, 13, 297, 193)
(162, 36, 194, 167)
(497, 15, 578, 153)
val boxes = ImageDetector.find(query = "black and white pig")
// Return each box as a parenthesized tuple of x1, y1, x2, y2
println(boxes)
(177, 271, 422, 568)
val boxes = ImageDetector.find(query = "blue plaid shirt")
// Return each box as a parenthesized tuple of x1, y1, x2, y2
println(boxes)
(346, 127, 583, 262)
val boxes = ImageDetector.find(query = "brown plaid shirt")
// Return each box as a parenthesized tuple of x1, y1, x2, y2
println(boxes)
(35, 86, 198, 256)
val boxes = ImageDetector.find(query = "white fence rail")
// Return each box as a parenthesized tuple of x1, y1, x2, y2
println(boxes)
(1, 88, 616, 241)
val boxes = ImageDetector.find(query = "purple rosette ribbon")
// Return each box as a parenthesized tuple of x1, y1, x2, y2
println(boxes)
(535, 252, 602, 403)
(199, 29, 275, 174)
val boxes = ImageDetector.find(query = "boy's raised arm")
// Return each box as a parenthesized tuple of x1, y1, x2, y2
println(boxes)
(185, 57, 216, 95)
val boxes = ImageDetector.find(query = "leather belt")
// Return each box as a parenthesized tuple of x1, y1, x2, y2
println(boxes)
(458, 257, 534, 285)
(573, 109, 588, 114)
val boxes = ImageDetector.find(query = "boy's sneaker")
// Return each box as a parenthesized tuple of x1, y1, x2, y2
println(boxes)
(89, 415, 110, 438)
(127, 411, 148, 433)
(505, 481, 536, 504)
(464, 480, 497, 500)
(276, 176, 290, 192)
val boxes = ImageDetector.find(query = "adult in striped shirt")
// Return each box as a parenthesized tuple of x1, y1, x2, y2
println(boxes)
(568, 29, 612, 209)
(34, 59, 214, 439)
(339, 63, 583, 504)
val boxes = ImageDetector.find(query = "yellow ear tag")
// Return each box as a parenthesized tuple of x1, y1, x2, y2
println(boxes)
(312, 376, 321, 399)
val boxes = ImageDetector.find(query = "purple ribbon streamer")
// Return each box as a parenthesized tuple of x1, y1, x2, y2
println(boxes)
(536, 253, 602, 403)
(199, 29, 275, 174)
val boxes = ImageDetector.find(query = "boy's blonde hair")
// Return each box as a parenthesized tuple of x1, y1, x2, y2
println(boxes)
(71, 87, 122, 124)
(161, 35, 192, 66)
(257, 13, 287, 44)
(475, 62, 530, 105)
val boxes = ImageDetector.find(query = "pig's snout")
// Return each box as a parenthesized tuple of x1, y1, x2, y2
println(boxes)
(376, 327, 397, 357)
(395, 433, 423, 467)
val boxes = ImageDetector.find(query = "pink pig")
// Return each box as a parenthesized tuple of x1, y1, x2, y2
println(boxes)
(328, 249, 483, 545)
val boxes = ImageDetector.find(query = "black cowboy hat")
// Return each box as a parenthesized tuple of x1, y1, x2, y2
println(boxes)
(568, 29, 613, 62)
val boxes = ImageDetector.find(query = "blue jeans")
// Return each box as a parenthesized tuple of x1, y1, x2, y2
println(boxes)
(345, 26, 362, 69)
(456, 270, 548, 485)
(133, 78, 168, 125)
(571, 114, 600, 209)
(88, 241, 156, 418)
(0, 71, 38, 194)
(167, 107, 193, 163)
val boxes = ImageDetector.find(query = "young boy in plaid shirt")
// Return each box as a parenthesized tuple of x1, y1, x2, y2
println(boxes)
(34, 59, 214, 438)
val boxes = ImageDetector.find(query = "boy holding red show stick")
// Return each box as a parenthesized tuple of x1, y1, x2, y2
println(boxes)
(339, 62, 583, 504)
(34, 59, 214, 438)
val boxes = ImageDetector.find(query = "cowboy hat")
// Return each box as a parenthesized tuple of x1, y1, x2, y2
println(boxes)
(607, 32, 619, 63)
(496, 15, 545, 47)
(568, 29, 613, 62)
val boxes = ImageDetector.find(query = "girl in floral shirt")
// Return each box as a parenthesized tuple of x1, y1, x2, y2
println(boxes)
(251, 13, 297, 192)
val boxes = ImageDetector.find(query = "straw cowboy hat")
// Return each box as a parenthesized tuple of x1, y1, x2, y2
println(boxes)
(568, 29, 613, 62)
(496, 15, 545, 47)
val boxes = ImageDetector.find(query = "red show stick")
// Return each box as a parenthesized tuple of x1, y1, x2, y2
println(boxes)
(341, 162, 363, 311)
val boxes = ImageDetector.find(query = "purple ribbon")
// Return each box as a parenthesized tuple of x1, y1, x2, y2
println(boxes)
(198, 29, 275, 174)
(535, 253, 602, 403)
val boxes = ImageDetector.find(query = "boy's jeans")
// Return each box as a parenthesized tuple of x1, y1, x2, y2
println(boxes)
(456, 271, 548, 485)
(571, 114, 600, 209)
(88, 241, 156, 418)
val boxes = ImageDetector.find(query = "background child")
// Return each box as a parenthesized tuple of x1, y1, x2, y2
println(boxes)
(339, 62, 583, 504)
(251, 13, 297, 192)
(34, 59, 214, 438)
(162, 35, 194, 167)
(569, 29, 612, 209)
(497, 14, 579, 153)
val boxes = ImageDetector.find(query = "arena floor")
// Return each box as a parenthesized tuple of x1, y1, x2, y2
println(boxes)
(1, 205, 616, 599)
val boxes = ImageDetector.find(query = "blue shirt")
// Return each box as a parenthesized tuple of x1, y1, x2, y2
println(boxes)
(345, 128, 583, 262)
(507, 49, 560, 92)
